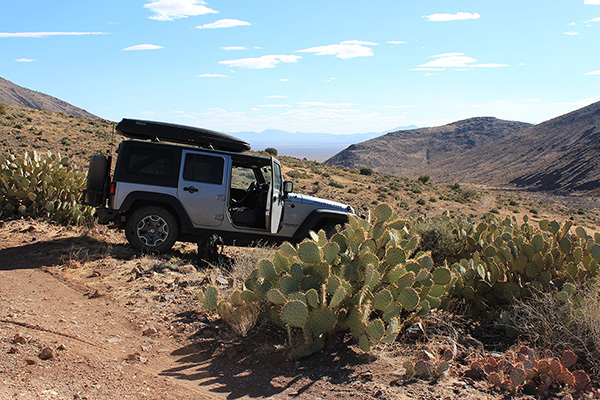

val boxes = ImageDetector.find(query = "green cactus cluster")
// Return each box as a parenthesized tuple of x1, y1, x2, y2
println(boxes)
(200, 204, 456, 358)
(0, 150, 95, 225)
(449, 215, 600, 314)
(466, 346, 593, 395)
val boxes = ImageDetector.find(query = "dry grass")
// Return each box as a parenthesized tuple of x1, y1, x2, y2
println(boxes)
(511, 285, 600, 375)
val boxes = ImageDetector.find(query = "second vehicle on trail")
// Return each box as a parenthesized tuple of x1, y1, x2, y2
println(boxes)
(82, 118, 355, 254)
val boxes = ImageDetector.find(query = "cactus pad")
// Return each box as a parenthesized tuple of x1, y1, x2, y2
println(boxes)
(281, 300, 309, 328)
(397, 287, 419, 310)
(365, 319, 384, 342)
(203, 286, 219, 310)
(308, 307, 336, 336)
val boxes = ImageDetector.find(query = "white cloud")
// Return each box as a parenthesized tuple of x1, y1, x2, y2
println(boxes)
(143, 0, 217, 21)
(555, 97, 600, 106)
(297, 101, 356, 107)
(197, 19, 251, 29)
(585, 17, 600, 23)
(221, 46, 246, 50)
(15, 58, 36, 62)
(265, 95, 288, 98)
(564, 31, 580, 35)
(387, 41, 407, 44)
(0, 31, 108, 38)
(584, 70, 600, 75)
(219, 55, 301, 69)
(327, 77, 336, 82)
(418, 53, 507, 69)
(122, 44, 163, 51)
(384, 105, 417, 109)
(424, 12, 480, 22)
(257, 104, 291, 108)
(584, 0, 600, 4)
(197, 73, 228, 78)
(297, 40, 377, 59)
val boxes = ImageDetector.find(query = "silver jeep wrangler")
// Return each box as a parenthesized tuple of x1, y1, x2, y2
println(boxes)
(82, 119, 354, 254)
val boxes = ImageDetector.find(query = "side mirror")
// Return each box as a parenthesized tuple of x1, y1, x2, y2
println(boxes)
(283, 181, 294, 195)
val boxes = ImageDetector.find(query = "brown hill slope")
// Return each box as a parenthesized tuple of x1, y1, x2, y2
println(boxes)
(436, 100, 600, 193)
(0, 77, 97, 119)
(326, 117, 532, 177)
(0, 104, 118, 168)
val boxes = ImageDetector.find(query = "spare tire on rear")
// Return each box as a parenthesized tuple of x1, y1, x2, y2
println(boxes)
(82, 155, 109, 206)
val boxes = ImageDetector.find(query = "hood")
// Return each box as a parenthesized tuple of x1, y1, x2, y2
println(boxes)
(287, 193, 355, 214)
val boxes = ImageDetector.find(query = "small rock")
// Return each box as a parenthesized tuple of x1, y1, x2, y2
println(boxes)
(13, 333, 27, 345)
(25, 358, 37, 365)
(57, 344, 67, 351)
(8, 346, 18, 354)
(90, 270, 102, 278)
(216, 276, 228, 285)
(39, 346, 55, 360)
(87, 289, 104, 299)
(142, 327, 158, 337)
(177, 264, 196, 274)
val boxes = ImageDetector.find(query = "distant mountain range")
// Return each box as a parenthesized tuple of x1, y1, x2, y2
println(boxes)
(3, 75, 599, 194)
(231, 126, 417, 161)
(0, 77, 97, 119)
(327, 101, 600, 194)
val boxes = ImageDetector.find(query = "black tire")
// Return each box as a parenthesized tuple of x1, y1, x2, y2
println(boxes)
(125, 206, 179, 253)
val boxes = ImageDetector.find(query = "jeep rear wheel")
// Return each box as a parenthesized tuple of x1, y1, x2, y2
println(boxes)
(125, 206, 179, 253)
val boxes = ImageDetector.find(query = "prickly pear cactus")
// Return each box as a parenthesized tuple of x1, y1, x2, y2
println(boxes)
(201, 204, 456, 359)
(0, 150, 95, 225)
(449, 215, 600, 315)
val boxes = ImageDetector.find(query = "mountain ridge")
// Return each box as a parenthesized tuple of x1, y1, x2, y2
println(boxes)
(0, 77, 97, 119)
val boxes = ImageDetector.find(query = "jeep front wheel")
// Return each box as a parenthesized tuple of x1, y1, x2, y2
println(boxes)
(125, 206, 179, 253)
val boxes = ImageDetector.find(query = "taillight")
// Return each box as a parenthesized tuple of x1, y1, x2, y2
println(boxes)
(109, 182, 116, 196)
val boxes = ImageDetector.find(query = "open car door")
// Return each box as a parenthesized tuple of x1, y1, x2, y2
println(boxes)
(266, 158, 284, 233)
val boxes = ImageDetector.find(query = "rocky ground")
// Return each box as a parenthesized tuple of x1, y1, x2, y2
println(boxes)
(0, 218, 597, 400)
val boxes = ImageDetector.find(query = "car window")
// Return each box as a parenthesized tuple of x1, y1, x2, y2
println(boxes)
(183, 153, 224, 185)
(272, 163, 281, 191)
(125, 145, 176, 179)
(231, 166, 257, 190)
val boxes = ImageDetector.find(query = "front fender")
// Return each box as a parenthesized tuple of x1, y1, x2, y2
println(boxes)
(293, 209, 350, 239)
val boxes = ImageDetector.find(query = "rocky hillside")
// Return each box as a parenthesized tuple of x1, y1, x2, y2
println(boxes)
(436, 101, 600, 193)
(326, 117, 532, 178)
(0, 77, 97, 119)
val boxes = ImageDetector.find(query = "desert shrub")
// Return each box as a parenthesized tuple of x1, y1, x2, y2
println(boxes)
(0, 103, 7, 115)
(286, 170, 311, 180)
(417, 175, 430, 184)
(0, 151, 95, 225)
(360, 167, 373, 176)
(264, 147, 278, 156)
(412, 217, 464, 266)
(416, 198, 426, 205)
(329, 179, 345, 189)
(511, 282, 600, 376)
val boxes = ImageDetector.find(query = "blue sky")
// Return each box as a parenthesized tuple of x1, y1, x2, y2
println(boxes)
(1, 0, 600, 134)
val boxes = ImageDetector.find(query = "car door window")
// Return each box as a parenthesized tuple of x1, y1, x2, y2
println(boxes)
(183, 153, 224, 185)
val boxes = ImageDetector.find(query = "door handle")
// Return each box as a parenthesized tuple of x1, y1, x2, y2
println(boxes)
(183, 186, 198, 193)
